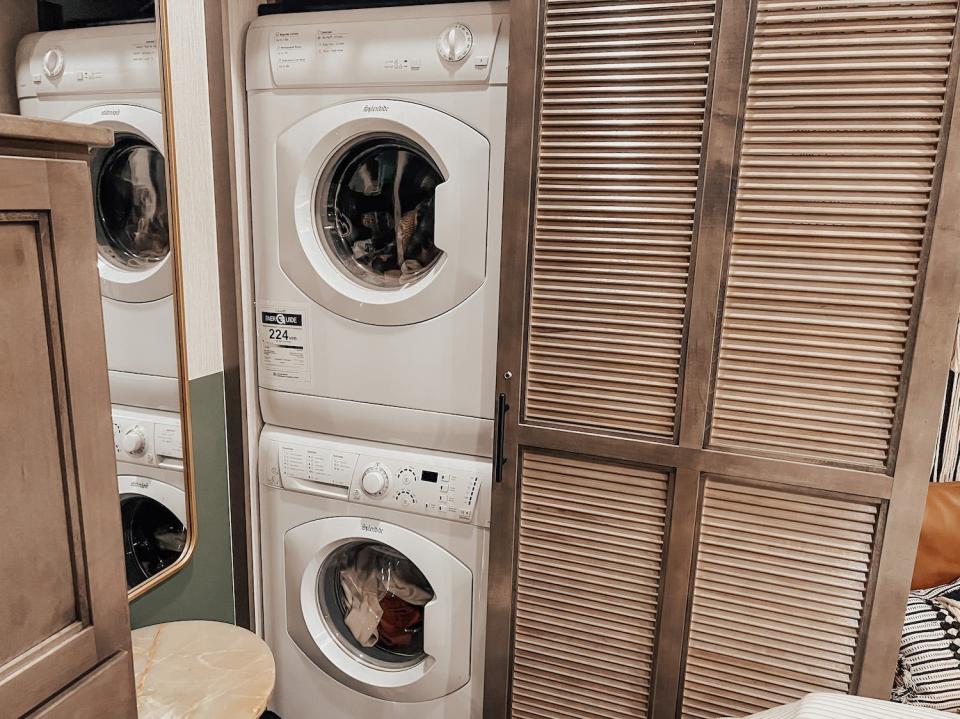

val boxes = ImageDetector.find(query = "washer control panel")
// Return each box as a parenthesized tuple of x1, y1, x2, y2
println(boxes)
(360, 463, 390, 497)
(263, 427, 491, 527)
(113, 406, 183, 468)
(350, 460, 482, 523)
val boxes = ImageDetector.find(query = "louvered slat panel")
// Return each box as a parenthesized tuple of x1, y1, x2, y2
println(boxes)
(523, 0, 716, 437)
(709, 0, 959, 467)
(680, 480, 879, 719)
(511, 453, 669, 719)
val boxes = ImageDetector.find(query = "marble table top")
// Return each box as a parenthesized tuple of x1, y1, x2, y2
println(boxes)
(132, 620, 275, 719)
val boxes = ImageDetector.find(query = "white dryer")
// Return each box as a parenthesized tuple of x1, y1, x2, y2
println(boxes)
(17, 24, 179, 410)
(259, 426, 491, 718)
(113, 405, 186, 590)
(246, 3, 509, 456)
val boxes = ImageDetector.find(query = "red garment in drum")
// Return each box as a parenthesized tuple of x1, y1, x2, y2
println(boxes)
(378, 593, 423, 649)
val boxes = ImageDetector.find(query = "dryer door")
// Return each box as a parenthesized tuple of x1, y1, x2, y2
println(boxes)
(276, 99, 490, 326)
(285, 516, 473, 701)
(68, 104, 172, 304)
(118, 475, 186, 590)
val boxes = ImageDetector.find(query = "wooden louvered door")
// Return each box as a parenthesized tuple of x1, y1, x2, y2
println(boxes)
(484, 1, 960, 718)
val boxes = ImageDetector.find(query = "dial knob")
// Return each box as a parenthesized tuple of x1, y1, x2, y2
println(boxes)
(361, 464, 390, 497)
(42, 48, 64, 79)
(437, 24, 473, 63)
(121, 426, 147, 456)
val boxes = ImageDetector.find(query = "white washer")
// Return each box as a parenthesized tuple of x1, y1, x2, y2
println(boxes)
(113, 405, 185, 590)
(246, 3, 509, 456)
(17, 24, 179, 410)
(259, 426, 491, 718)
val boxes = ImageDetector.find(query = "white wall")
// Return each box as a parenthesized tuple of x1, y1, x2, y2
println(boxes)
(161, 2, 225, 382)
(220, 0, 264, 633)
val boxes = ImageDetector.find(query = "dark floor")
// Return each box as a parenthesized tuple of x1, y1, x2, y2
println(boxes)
(260, 712, 280, 719)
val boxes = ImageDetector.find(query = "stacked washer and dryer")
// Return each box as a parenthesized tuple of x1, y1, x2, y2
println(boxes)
(247, 2, 508, 717)
(17, 24, 187, 590)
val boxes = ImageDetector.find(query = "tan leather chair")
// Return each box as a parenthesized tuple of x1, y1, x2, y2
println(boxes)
(912, 483, 960, 590)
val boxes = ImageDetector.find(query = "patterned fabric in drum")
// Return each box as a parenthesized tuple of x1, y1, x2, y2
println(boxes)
(893, 577, 960, 712)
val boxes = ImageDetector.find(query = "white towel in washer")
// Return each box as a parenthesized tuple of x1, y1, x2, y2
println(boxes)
(339, 546, 432, 648)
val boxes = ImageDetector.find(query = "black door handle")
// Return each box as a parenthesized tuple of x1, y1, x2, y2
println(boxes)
(493, 392, 510, 483)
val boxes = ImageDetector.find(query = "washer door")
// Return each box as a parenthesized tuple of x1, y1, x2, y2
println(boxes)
(276, 99, 490, 326)
(67, 105, 172, 304)
(118, 475, 186, 590)
(285, 517, 473, 701)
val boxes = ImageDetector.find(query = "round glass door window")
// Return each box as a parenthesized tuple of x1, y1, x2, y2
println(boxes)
(120, 494, 186, 590)
(316, 135, 444, 289)
(318, 541, 435, 667)
(91, 132, 170, 271)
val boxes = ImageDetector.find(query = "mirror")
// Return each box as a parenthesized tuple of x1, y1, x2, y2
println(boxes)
(0, 0, 195, 598)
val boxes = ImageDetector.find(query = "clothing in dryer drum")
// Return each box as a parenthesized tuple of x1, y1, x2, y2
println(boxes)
(317, 134, 443, 289)
(120, 493, 186, 590)
(319, 541, 435, 667)
(91, 132, 170, 271)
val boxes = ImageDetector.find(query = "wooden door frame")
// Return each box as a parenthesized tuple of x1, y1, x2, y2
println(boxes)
(484, 0, 542, 713)
(484, 0, 960, 715)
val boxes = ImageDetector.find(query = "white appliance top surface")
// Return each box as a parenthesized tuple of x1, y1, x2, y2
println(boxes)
(246, 1, 508, 90)
(18, 23, 160, 99)
(260, 426, 492, 528)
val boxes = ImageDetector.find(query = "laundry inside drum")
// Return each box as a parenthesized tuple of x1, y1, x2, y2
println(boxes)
(120, 494, 186, 590)
(319, 540, 435, 667)
(92, 132, 170, 270)
(317, 135, 444, 289)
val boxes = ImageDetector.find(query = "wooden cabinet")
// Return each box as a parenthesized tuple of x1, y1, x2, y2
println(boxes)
(485, 1, 960, 718)
(0, 115, 137, 718)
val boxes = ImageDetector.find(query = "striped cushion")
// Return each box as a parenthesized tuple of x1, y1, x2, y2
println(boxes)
(738, 693, 950, 718)
(893, 577, 960, 711)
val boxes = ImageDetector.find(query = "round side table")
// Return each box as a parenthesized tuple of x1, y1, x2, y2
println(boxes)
(132, 620, 275, 719)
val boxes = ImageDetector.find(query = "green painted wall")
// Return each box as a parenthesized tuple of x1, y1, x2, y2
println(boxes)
(130, 371, 236, 627)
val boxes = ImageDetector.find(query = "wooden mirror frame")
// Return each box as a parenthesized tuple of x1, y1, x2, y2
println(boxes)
(127, 0, 199, 601)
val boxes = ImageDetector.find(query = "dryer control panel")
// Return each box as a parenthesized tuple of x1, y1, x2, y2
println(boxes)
(246, 6, 508, 91)
(18, 25, 160, 99)
(260, 426, 492, 528)
(113, 406, 183, 469)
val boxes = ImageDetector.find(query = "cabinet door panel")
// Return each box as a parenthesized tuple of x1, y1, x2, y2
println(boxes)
(680, 479, 880, 719)
(708, 0, 960, 470)
(0, 220, 81, 669)
(0, 154, 134, 718)
(510, 453, 670, 719)
(519, 0, 718, 440)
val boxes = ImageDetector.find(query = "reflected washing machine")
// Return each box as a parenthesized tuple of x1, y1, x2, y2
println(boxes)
(259, 426, 491, 718)
(17, 24, 178, 409)
(246, 3, 509, 455)
(113, 406, 186, 589)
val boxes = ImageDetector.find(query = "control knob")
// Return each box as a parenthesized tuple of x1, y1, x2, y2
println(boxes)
(121, 426, 147, 456)
(437, 23, 473, 63)
(361, 464, 390, 497)
(42, 48, 64, 79)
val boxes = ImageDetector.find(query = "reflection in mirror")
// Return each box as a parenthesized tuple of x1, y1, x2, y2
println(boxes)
(1, 0, 192, 597)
